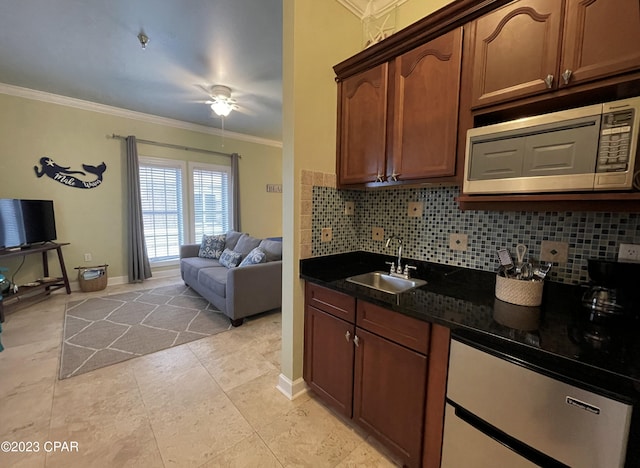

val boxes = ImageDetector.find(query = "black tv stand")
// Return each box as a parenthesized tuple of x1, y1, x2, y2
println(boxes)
(0, 242, 71, 322)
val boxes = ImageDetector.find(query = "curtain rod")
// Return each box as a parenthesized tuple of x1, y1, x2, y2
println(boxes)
(108, 134, 238, 158)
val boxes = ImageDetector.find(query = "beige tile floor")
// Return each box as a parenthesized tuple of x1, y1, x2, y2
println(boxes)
(0, 276, 399, 468)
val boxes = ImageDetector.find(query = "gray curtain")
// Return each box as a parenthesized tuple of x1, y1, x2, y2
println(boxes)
(126, 136, 152, 282)
(231, 153, 241, 231)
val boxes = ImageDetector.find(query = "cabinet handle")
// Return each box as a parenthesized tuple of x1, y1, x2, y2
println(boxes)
(353, 335, 360, 347)
(389, 171, 400, 182)
(561, 69, 572, 85)
(345, 330, 351, 342)
(375, 172, 386, 183)
(544, 74, 554, 89)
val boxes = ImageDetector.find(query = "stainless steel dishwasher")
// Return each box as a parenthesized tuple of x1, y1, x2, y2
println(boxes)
(441, 338, 633, 467)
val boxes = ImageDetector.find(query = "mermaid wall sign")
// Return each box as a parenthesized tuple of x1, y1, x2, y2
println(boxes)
(34, 157, 107, 189)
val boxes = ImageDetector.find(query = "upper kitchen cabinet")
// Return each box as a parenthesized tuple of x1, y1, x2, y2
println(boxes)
(562, 0, 640, 86)
(390, 28, 463, 181)
(336, 28, 463, 187)
(469, 0, 640, 109)
(337, 64, 389, 185)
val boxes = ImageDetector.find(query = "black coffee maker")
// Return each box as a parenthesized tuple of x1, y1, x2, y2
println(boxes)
(570, 259, 640, 353)
(582, 259, 640, 321)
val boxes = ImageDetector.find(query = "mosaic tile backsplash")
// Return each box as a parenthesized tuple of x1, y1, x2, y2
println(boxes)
(312, 185, 640, 285)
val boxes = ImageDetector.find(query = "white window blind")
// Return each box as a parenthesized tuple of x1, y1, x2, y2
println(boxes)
(139, 163, 184, 262)
(192, 166, 230, 241)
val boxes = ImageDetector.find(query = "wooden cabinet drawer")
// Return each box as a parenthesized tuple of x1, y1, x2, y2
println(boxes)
(305, 282, 356, 323)
(356, 301, 430, 354)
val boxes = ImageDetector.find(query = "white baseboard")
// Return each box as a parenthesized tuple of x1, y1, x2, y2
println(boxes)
(276, 373, 308, 400)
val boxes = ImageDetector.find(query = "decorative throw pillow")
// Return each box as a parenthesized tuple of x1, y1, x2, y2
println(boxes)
(224, 230, 244, 251)
(234, 234, 262, 256)
(239, 247, 266, 267)
(219, 248, 243, 268)
(258, 239, 282, 262)
(198, 234, 226, 259)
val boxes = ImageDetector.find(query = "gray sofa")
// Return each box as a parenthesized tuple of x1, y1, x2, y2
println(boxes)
(180, 231, 282, 326)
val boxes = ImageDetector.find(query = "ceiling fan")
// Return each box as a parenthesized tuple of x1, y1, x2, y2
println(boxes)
(204, 85, 238, 117)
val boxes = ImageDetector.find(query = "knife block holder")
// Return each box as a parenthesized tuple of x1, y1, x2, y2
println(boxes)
(495, 274, 543, 306)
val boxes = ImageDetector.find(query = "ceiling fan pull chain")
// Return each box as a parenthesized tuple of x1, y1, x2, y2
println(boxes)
(221, 116, 226, 147)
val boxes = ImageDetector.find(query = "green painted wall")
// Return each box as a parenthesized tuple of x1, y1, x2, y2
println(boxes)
(0, 92, 282, 285)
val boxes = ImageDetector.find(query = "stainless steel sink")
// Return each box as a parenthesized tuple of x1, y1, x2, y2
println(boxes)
(346, 271, 426, 294)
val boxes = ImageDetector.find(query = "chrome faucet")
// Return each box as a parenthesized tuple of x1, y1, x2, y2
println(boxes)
(385, 235, 404, 274)
(385, 235, 417, 279)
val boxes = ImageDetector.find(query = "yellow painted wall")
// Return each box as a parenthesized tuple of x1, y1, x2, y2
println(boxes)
(281, 0, 360, 384)
(0, 92, 282, 285)
(397, 0, 454, 30)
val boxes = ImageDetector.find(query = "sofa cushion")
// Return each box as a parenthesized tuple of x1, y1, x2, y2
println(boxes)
(197, 267, 228, 298)
(181, 257, 221, 279)
(219, 248, 243, 268)
(258, 239, 282, 262)
(235, 234, 262, 256)
(225, 230, 244, 250)
(198, 234, 226, 259)
(239, 247, 266, 267)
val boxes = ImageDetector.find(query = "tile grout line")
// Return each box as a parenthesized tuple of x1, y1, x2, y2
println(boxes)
(130, 358, 169, 468)
(187, 326, 289, 467)
(45, 296, 69, 468)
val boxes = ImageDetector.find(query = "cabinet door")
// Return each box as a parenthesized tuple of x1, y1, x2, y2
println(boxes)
(470, 0, 563, 108)
(561, 0, 640, 87)
(338, 64, 388, 185)
(353, 327, 427, 467)
(303, 305, 355, 418)
(391, 28, 463, 180)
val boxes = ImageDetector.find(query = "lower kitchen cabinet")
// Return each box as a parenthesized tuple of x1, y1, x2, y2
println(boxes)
(303, 282, 447, 468)
(353, 327, 427, 466)
(303, 305, 355, 418)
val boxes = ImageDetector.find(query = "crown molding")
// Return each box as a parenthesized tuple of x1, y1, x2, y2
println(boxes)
(0, 82, 282, 149)
(336, 0, 406, 19)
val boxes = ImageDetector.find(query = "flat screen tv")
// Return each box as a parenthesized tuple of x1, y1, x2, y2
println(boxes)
(0, 199, 57, 249)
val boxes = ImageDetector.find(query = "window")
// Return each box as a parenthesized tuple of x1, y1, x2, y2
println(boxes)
(139, 157, 232, 263)
(138, 159, 185, 262)
(191, 164, 231, 241)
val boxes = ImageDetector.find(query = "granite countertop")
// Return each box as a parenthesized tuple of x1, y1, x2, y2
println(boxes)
(300, 251, 640, 402)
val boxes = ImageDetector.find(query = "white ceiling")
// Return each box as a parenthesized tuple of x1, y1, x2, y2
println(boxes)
(0, 0, 283, 143)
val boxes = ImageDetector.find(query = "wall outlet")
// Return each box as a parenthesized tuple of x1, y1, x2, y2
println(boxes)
(344, 201, 355, 216)
(449, 233, 468, 251)
(540, 240, 568, 263)
(84, 253, 92, 262)
(321, 227, 333, 243)
(372, 227, 384, 241)
(407, 201, 424, 217)
(618, 243, 640, 262)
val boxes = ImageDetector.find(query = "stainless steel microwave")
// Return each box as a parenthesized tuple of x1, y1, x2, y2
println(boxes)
(463, 97, 640, 194)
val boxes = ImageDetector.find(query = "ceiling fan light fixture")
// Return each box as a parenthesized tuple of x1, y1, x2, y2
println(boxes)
(211, 100, 233, 117)
(209, 85, 235, 117)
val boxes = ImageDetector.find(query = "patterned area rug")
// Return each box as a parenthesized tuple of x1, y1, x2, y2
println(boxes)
(59, 284, 230, 379)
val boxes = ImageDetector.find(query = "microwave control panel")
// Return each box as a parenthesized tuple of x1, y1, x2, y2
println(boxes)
(596, 108, 634, 173)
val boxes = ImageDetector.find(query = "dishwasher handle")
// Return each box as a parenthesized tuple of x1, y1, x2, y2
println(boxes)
(449, 400, 570, 468)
